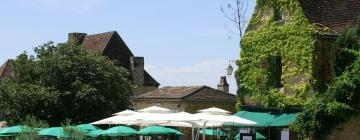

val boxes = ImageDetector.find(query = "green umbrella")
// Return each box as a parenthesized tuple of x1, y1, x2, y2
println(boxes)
(87, 129, 105, 137)
(234, 132, 266, 140)
(100, 126, 138, 137)
(199, 129, 227, 136)
(138, 126, 183, 135)
(76, 124, 100, 133)
(37, 127, 70, 138)
(0, 125, 32, 134)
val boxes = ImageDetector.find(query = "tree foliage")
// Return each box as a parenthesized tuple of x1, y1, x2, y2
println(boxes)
(0, 42, 132, 125)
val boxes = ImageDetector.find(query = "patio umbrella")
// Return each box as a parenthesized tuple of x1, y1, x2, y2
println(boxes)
(76, 124, 100, 132)
(138, 106, 177, 113)
(91, 115, 139, 125)
(195, 107, 257, 140)
(198, 107, 231, 115)
(0, 125, 32, 134)
(87, 129, 104, 137)
(37, 127, 70, 138)
(199, 129, 227, 136)
(113, 109, 138, 116)
(138, 126, 183, 135)
(100, 126, 138, 137)
(0, 128, 16, 137)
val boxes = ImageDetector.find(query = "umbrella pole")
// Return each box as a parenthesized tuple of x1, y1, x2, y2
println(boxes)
(202, 122, 207, 140)
(191, 125, 195, 140)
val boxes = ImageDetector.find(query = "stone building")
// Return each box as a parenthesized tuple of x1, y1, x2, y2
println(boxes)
(239, 0, 360, 105)
(239, 0, 360, 139)
(133, 76, 236, 113)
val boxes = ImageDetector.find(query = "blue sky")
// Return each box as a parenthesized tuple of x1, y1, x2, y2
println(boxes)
(0, 0, 255, 93)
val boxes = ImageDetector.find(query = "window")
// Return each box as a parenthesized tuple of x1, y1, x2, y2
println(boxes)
(154, 103, 161, 107)
(260, 55, 282, 88)
(273, 7, 283, 21)
(270, 56, 282, 88)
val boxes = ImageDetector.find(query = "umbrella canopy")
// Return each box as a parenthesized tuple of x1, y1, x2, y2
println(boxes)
(193, 113, 256, 125)
(138, 126, 183, 135)
(138, 106, 177, 113)
(229, 111, 298, 127)
(199, 129, 227, 136)
(91, 115, 139, 125)
(113, 109, 138, 116)
(100, 126, 138, 137)
(87, 129, 104, 137)
(76, 124, 100, 132)
(198, 107, 231, 115)
(0, 125, 32, 134)
(234, 132, 266, 139)
(37, 127, 70, 138)
(0, 129, 16, 137)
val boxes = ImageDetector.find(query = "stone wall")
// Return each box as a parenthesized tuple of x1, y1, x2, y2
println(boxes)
(325, 115, 360, 140)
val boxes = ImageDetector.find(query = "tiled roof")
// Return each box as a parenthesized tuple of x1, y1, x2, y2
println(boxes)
(135, 86, 202, 99)
(300, 0, 360, 33)
(184, 86, 236, 102)
(82, 31, 115, 53)
(134, 86, 236, 102)
(0, 59, 12, 79)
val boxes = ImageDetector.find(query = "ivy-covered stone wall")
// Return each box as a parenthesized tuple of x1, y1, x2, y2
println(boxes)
(236, 0, 334, 109)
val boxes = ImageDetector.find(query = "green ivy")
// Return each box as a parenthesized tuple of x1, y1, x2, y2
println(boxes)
(291, 17, 360, 140)
(236, 0, 316, 109)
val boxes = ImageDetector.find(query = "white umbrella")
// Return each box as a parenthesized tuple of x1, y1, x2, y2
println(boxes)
(195, 108, 256, 140)
(198, 107, 230, 115)
(91, 115, 138, 125)
(113, 109, 138, 116)
(137, 105, 177, 113)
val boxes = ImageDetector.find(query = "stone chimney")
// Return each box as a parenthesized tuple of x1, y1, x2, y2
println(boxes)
(217, 76, 229, 93)
(68, 32, 87, 45)
(130, 56, 144, 86)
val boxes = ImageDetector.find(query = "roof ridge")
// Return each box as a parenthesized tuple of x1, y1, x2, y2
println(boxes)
(86, 31, 116, 37)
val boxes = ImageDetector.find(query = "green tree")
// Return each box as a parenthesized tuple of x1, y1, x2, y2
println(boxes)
(0, 42, 132, 125)
(332, 17, 360, 76)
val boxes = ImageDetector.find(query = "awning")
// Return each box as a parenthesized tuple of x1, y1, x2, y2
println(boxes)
(228, 111, 298, 127)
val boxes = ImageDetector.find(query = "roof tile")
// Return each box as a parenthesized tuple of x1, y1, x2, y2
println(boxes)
(300, 0, 360, 33)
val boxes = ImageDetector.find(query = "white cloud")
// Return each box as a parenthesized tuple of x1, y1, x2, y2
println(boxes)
(16, 0, 102, 13)
(145, 59, 238, 94)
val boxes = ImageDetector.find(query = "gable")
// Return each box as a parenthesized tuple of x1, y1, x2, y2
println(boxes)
(101, 32, 134, 69)
(183, 86, 236, 102)
(81, 31, 159, 86)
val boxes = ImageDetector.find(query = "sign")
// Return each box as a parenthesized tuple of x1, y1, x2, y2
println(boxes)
(281, 129, 289, 140)
(240, 133, 255, 140)
(243, 136, 253, 140)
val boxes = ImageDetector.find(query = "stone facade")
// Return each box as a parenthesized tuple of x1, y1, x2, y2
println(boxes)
(325, 115, 360, 140)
